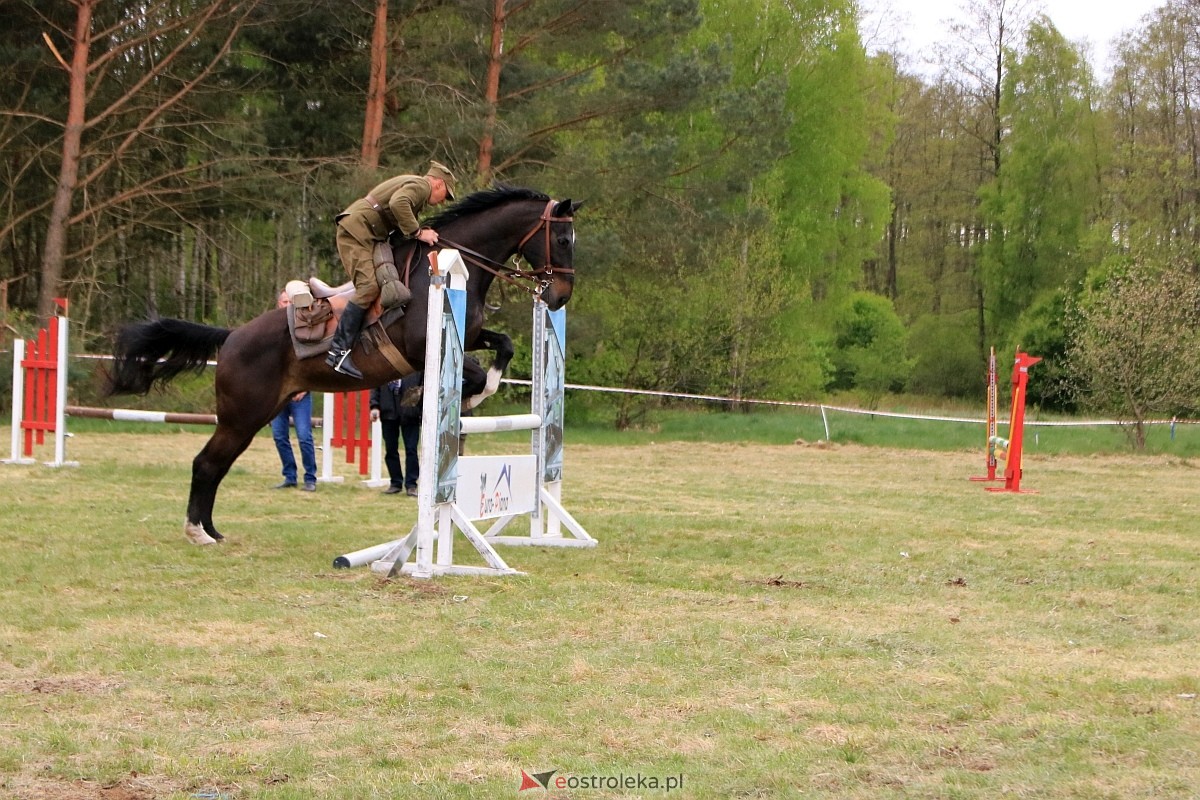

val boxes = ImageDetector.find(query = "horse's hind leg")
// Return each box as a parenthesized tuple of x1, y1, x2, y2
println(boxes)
(184, 422, 262, 544)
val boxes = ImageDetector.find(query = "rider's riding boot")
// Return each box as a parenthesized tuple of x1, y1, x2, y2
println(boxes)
(326, 302, 367, 379)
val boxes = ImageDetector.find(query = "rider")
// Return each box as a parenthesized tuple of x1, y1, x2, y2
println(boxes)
(327, 161, 458, 379)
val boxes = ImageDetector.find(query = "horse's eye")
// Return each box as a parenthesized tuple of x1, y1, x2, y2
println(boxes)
(557, 236, 571, 246)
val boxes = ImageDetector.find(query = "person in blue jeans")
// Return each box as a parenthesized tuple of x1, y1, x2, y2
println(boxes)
(370, 376, 421, 496)
(271, 288, 317, 492)
(272, 390, 317, 491)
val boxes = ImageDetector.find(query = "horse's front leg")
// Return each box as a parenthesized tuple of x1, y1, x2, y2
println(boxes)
(463, 328, 513, 410)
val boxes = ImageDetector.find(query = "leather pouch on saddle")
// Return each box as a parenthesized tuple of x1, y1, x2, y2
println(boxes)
(374, 242, 411, 309)
(291, 299, 333, 344)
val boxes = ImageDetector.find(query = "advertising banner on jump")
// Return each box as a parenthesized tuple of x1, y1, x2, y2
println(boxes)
(434, 285, 466, 505)
(456, 454, 538, 520)
(542, 307, 566, 483)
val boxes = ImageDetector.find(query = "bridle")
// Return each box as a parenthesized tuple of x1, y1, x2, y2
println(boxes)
(440, 200, 574, 299)
(516, 199, 576, 279)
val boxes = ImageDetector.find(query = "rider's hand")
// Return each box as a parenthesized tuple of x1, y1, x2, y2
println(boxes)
(417, 227, 439, 246)
(370, 409, 380, 422)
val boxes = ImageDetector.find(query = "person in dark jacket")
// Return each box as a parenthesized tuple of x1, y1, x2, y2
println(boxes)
(370, 375, 422, 496)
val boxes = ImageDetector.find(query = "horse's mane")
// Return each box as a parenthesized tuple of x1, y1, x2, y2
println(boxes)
(426, 184, 550, 229)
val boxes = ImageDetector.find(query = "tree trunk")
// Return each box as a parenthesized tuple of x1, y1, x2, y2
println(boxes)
(175, 231, 187, 318)
(37, 0, 95, 327)
(976, 283, 986, 361)
(886, 205, 898, 300)
(477, 0, 506, 183)
(361, 0, 388, 168)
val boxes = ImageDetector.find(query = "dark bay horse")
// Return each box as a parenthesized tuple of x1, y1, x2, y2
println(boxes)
(105, 186, 582, 545)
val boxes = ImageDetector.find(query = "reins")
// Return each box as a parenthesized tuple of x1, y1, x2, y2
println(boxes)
(439, 200, 574, 299)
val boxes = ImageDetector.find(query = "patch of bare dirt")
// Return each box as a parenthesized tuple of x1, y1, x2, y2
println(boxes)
(0, 677, 122, 695)
(793, 438, 836, 449)
(742, 575, 806, 588)
(1, 773, 203, 800)
(372, 576, 454, 599)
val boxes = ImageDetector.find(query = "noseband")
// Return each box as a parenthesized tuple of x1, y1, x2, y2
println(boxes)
(441, 199, 574, 299)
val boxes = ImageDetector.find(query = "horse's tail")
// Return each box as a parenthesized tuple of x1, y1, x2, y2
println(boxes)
(104, 318, 233, 396)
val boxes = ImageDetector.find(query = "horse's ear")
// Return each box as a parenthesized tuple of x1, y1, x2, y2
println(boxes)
(554, 198, 584, 217)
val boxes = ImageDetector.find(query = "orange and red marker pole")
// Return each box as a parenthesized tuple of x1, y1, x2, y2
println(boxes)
(986, 350, 1041, 494)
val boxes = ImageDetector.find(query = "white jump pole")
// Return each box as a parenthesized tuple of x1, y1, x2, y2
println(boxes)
(48, 314, 71, 468)
(5, 339, 33, 465)
(460, 413, 541, 434)
(318, 393, 345, 484)
(320, 393, 335, 479)
(365, 417, 387, 487)
(332, 538, 407, 569)
(65, 407, 217, 425)
(412, 253, 449, 578)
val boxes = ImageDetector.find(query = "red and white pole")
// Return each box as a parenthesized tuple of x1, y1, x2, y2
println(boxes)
(970, 346, 1001, 482)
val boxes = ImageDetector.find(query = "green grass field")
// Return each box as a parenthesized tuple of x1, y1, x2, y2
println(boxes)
(1, 422, 1197, 799)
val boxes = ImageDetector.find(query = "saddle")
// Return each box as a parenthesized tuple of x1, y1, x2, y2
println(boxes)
(282, 241, 424, 375)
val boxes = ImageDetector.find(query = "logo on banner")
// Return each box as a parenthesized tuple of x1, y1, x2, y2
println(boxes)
(478, 463, 514, 517)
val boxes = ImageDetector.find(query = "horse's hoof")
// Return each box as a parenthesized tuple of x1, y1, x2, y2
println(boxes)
(184, 521, 217, 545)
(464, 366, 503, 410)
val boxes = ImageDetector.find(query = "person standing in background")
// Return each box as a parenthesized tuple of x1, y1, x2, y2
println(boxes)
(370, 376, 421, 496)
(272, 289, 317, 491)
(271, 392, 317, 492)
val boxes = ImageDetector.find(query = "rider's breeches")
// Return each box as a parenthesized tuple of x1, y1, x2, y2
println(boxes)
(335, 224, 379, 309)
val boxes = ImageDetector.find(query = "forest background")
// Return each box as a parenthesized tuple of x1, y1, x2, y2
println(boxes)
(3, 0, 1200, 445)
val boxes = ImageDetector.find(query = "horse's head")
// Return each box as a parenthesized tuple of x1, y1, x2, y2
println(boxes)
(425, 187, 584, 311)
(518, 198, 584, 312)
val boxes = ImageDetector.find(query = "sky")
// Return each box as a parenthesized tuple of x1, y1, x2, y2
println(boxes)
(861, 0, 1165, 77)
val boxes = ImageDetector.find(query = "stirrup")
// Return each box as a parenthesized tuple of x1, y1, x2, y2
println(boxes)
(329, 349, 362, 379)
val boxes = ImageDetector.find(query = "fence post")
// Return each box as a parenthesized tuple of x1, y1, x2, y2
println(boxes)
(5, 340, 33, 464)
